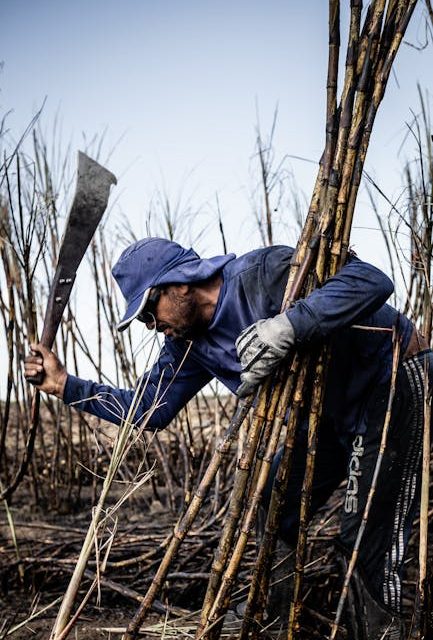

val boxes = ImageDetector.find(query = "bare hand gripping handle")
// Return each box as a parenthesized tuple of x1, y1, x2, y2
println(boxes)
(27, 151, 117, 385)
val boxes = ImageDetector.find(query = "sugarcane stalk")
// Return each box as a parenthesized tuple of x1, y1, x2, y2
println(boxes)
(323, 2, 362, 271)
(0, 218, 16, 471)
(122, 398, 252, 640)
(51, 471, 116, 638)
(340, 0, 419, 264)
(1, 482, 24, 582)
(200, 363, 300, 639)
(329, 0, 387, 271)
(238, 355, 309, 639)
(287, 349, 329, 639)
(328, 0, 361, 175)
(411, 363, 431, 639)
(420, 382, 431, 628)
(323, 0, 340, 182)
(195, 380, 274, 637)
(329, 326, 401, 639)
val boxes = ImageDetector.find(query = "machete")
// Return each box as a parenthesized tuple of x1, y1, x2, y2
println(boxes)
(1, 153, 116, 504)
(28, 151, 117, 384)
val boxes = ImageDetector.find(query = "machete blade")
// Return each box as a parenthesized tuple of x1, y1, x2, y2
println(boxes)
(56, 151, 116, 270)
(39, 151, 117, 348)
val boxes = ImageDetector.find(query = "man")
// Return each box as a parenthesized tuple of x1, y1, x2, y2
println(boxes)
(25, 237, 432, 639)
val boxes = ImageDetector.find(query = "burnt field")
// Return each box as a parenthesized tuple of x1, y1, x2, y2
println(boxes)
(2, 3, 433, 638)
(0, 400, 426, 639)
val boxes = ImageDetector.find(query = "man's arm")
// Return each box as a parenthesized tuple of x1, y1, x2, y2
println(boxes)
(236, 252, 394, 396)
(25, 340, 212, 430)
(285, 253, 394, 343)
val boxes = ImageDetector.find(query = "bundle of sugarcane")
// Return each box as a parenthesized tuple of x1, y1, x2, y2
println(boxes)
(123, 2, 420, 639)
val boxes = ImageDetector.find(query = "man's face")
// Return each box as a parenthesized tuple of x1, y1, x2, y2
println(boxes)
(142, 284, 207, 339)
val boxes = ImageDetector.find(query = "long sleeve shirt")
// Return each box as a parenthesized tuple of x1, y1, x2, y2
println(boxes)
(63, 246, 413, 440)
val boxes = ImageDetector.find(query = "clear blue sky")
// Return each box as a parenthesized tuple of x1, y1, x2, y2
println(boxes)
(1, 1, 432, 261)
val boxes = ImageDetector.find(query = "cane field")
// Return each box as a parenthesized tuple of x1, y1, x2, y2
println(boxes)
(1, 2, 433, 639)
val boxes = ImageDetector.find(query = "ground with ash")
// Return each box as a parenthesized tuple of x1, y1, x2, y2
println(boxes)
(0, 407, 423, 639)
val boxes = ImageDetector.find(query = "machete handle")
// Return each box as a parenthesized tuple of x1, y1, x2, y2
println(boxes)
(25, 152, 116, 390)
(26, 347, 45, 387)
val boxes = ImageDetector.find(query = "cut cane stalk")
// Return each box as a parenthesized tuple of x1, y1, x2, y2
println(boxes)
(200, 363, 299, 639)
(239, 355, 309, 639)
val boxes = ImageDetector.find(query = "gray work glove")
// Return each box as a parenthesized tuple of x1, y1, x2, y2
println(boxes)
(235, 312, 295, 397)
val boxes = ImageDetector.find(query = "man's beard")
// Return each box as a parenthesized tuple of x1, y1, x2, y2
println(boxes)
(168, 290, 209, 340)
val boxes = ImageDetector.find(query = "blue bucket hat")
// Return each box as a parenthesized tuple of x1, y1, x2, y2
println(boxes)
(112, 237, 236, 331)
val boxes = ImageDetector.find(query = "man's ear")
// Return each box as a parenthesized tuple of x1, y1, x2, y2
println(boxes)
(176, 283, 190, 295)
(165, 284, 190, 296)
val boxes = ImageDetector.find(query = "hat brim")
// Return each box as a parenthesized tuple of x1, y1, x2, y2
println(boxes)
(117, 287, 151, 332)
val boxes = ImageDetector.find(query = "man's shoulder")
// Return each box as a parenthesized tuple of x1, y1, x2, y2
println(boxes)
(225, 245, 294, 278)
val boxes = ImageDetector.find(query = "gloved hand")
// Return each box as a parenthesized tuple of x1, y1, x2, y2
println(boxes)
(235, 312, 295, 397)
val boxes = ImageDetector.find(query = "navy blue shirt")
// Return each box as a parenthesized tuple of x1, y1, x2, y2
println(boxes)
(64, 246, 413, 436)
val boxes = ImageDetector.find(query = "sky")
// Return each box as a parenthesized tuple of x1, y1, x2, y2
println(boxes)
(1, 0, 432, 382)
(2, 1, 432, 261)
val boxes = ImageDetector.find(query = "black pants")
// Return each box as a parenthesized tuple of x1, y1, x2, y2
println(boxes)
(263, 350, 433, 613)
